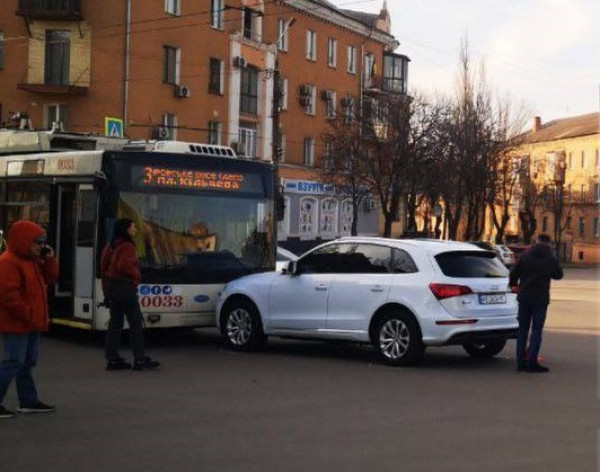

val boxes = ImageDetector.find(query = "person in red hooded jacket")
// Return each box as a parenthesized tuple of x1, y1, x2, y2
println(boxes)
(0, 220, 59, 419)
(101, 218, 159, 371)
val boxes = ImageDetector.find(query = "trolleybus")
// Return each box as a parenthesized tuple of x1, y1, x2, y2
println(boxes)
(0, 132, 276, 330)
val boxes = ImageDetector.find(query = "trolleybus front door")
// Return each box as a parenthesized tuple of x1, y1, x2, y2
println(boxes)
(51, 183, 98, 329)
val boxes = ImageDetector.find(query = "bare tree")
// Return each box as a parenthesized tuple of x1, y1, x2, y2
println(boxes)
(487, 97, 529, 242)
(362, 94, 412, 237)
(432, 38, 527, 242)
(320, 115, 371, 235)
(434, 40, 492, 241)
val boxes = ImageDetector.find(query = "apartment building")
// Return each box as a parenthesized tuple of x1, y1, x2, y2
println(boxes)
(507, 113, 599, 263)
(0, 0, 407, 251)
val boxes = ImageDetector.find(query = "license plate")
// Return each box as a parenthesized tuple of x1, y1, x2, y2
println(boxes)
(478, 293, 506, 305)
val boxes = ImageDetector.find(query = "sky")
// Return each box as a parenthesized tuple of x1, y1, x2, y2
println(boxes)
(329, 0, 600, 126)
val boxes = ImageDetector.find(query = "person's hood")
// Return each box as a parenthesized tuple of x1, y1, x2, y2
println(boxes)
(7, 220, 46, 259)
(529, 243, 552, 258)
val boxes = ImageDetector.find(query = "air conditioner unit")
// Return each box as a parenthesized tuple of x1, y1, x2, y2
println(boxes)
(152, 126, 170, 140)
(321, 90, 334, 101)
(298, 84, 311, 96)
(174, 84, 190, 98)
(341, 96, 355, 107)
(233, 56, 248, 68)
(299, 96, 313, 107)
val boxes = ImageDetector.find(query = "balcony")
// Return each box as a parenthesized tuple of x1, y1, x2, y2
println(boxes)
(16, 0, 82, 21)
(17, 83, 88, 96)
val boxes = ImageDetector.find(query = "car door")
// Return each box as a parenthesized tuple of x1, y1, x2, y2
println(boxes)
(326, 243, 392, 331)
(268, 244, 343, 330)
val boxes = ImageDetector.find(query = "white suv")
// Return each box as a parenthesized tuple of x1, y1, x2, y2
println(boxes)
(216, 237, 518, 366)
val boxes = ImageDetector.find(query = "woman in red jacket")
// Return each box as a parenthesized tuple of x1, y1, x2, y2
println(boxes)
(101, 219, 159, 371)
(0, 220, 59, 419)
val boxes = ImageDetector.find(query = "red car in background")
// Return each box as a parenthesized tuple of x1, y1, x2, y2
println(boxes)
(507, 244, 530, 264)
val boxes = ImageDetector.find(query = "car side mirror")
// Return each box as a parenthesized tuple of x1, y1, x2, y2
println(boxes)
(286, 260, 298, 275)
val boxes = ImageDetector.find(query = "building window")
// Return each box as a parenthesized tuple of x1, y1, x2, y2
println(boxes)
(281, 78, 288, 110)
(240, 67, 258, 115)
(347, 46, 356, 73)
(579, 217, 585, 237)
(243, 7, 254, 39)
(581, 184, 586, 203)
(327, 38, 337, 67)
(45, 30, 70, 86)
(306, 86, 316, 115)
(542, 216, 548, 232)
(0, 30, 4, 70)
(566, 216, 572, 230)
(163, 46, 180, 85)
(595, 149, 599, 168)
(211, 0, 224, 29)
(209, 58, 224, 94)
(306, 30, 317, 61)
(340, 199, 353, 235)
(325, 90, 336, 119)
(45, 104, 68, 131)
(239, 124, 258, 158)
(342, 95, 355, 122)
(299, 197, 317, 238)
(304, 138, 315, 167)
(208, 121, 221, 145)
(163, 113, 177, 140)
(324, 142, 333, 169)
(320, 199, 337, 237)
(568, 152, 573, 170)
(165, 0, 180, 15)
(364, 52, 376, 85)
(277, 18, 288, 51)
(581, 150, 587, 168)
(594, 183, 600, 202)
(383, 53, 409, 94)
(594, 217, 600, 238)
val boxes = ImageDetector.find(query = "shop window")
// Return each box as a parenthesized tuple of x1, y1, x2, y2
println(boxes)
(320, 199, 337, 237)
(299, 197, 317, 238)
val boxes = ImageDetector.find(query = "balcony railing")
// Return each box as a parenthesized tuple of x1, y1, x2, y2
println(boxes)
(17, 0, 82, 20)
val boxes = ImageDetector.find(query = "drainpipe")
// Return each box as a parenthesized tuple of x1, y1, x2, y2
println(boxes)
(123, 0, 132, 136)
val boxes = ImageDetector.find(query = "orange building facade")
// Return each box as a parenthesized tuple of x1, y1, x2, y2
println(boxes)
(0, 0, 407, 251)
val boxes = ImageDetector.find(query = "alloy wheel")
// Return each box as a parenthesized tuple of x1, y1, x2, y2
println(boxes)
(379, 318, 410, 360)
(226, 308, 253, 346)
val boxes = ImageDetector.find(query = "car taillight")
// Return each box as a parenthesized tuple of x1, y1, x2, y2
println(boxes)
(511, 285, 519, 294)
(429, 283, 472, 300)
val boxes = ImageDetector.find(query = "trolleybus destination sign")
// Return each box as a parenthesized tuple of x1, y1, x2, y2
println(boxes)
(131, 165, 262, 193)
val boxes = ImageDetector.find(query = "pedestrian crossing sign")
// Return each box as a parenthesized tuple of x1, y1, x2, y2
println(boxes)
(105, 117, 123, 137)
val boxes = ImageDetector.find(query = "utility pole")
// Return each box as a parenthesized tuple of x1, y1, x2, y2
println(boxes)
(272, 17, 295, 222)
(272, 60, 284, 221)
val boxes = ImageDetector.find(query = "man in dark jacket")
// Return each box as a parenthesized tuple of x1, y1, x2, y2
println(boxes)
(509, 234, 563, 373)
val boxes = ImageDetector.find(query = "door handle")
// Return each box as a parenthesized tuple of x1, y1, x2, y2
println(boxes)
(371, 285, 384, 292)
(315, 284, 328, 291)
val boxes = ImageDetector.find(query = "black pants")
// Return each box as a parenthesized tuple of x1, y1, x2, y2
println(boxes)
(104, 280, 145, 362)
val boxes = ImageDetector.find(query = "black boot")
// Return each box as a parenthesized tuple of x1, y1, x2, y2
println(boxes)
(106, 357, 132, 371)
(133, 357, 160, 371)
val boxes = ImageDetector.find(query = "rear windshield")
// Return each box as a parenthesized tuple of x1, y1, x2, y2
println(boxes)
(435, 251, 508, 278)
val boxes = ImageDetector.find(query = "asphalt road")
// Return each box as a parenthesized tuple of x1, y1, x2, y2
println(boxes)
(1, 268, 598, 472)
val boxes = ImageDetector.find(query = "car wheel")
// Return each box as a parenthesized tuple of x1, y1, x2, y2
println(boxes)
(373, 311, 424, 366)
(221, 300, 266, 351)
(462, 340, 506, 359)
